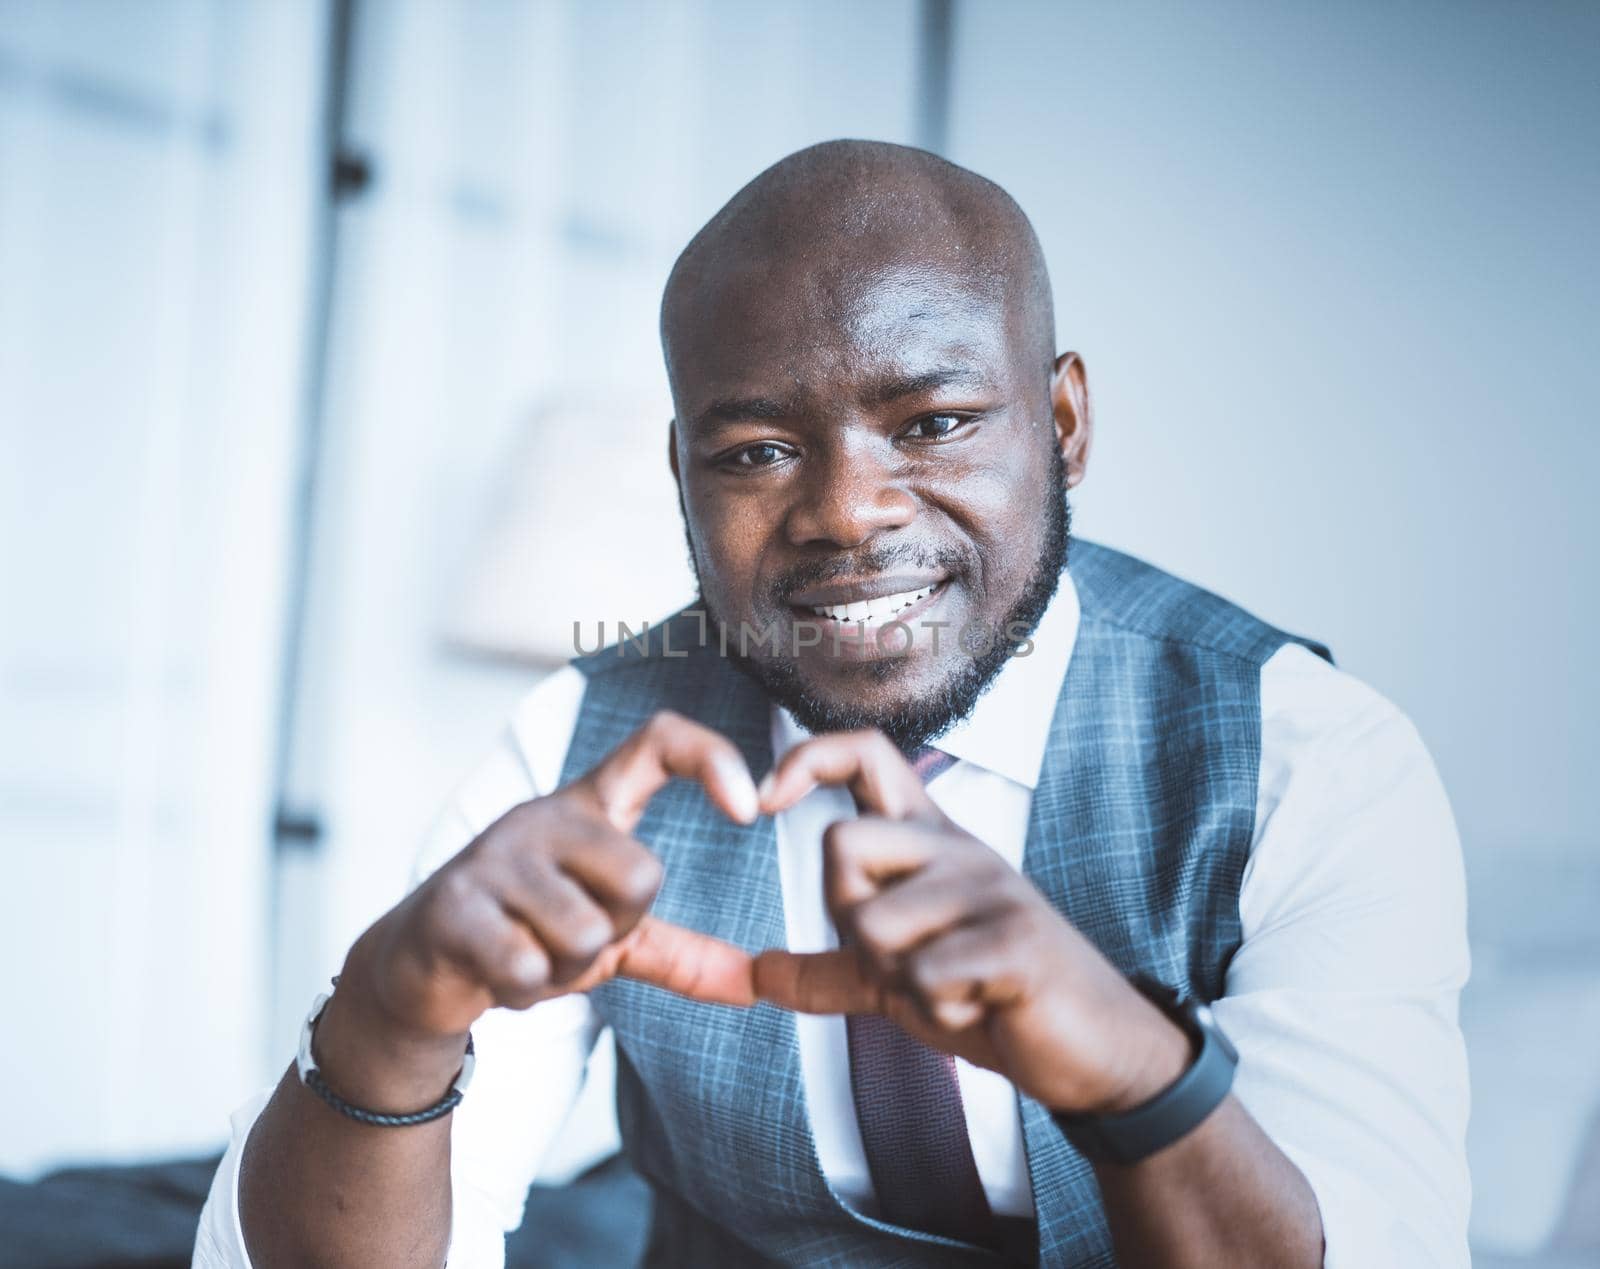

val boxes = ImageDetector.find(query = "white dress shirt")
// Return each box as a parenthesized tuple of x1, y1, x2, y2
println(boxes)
(195, 572, 1472, 1267)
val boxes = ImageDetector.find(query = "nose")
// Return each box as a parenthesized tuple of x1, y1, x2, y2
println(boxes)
(782, 435, 917, 549)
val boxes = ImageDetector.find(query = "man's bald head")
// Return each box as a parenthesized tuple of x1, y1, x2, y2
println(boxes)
(661, 140, 1056, 394)
(660, 140, 1090, 753)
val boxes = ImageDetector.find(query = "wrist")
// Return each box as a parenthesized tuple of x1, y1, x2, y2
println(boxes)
(310, 971, 470, 1115)
(1052, 976, 1239, 1166)
(1093, 998, 1194, 1115)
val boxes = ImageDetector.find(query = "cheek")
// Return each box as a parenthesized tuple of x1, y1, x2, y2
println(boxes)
(927, 451, 1054, 592)
(686, 483, 780, 601)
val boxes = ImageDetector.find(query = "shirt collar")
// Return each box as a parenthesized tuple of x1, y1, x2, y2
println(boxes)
(772, 570, 1080, 791)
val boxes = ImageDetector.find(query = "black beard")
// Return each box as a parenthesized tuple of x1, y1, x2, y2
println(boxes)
(684, 446, 1072, 755)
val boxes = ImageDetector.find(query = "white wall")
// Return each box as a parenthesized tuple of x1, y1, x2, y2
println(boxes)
(945, 2, 1600, 1252)
(946, 0, 1599, 877)
(275, 0, 927, 1047)
(0, 0, 325, 1174)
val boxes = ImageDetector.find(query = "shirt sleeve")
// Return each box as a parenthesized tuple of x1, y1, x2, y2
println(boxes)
(194, 667, 603, 1268)
(1211, 643, 1472, 1268)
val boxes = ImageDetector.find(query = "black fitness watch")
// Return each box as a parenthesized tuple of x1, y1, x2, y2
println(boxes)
(1052, 974, 1238, 1166)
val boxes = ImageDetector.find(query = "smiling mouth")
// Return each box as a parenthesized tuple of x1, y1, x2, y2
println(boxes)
(798, 579, 947, 627)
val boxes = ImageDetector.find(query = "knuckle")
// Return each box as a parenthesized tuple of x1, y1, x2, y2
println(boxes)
(822, 826, 871, 888)
(434, 866, 480, 912)
(710, 738, 744, 773)
(567, 915, 615, 961)
(500, 944, 551, 995)
(646, 708, 684, 736)
(852, 902, 896, 951)
(933, 1000, 979, 1030)
(905, 950, 946, 996)
(618, 852, 664, 908)
(821, 820, 857, 859)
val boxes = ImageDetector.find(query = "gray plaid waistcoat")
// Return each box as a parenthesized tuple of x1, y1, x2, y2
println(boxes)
(559, 540, 1330, 1267)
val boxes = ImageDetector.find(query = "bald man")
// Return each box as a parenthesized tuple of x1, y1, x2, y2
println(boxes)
(198, 143, 1470, 1267)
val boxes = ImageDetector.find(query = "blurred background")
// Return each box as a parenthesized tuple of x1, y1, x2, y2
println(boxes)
(1, 0, 1596, 1264)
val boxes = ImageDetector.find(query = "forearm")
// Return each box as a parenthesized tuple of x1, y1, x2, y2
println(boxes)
(228, 707, 741, 1265)
(237, 985, 468, 1268)
(1094, 1094, 1323, 1267)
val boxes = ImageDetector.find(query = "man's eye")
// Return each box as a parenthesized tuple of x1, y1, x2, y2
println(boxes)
(728, 442, 788, 469)
(909, 413, 966, 440)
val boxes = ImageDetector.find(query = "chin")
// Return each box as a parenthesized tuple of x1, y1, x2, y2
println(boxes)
(791, 654, 923, 709)
(743, 646, 982, 754)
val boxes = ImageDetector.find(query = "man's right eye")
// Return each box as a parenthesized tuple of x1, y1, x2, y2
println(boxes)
(724, 442, 790, 470)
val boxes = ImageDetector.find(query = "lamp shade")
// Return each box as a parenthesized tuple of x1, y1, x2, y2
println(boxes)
(445, 397, 698, 665)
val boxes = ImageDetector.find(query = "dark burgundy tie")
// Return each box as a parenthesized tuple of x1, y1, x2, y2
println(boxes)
(844, 746, 998, 1245)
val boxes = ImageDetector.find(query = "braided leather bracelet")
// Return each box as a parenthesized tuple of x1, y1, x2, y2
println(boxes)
(296, 979, 476, 1128)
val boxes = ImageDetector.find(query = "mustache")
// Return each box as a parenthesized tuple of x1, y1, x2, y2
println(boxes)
(770, 544, 971, 607)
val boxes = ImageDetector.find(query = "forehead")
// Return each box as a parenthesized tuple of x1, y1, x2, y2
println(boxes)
(667, 256, 1019, 415)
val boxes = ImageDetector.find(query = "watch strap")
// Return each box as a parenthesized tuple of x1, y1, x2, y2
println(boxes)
(1052, 976, 1237, 1166)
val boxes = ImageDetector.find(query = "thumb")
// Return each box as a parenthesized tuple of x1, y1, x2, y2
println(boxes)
(605, 916, 758, 1006)
(753, 948, 885, 1015)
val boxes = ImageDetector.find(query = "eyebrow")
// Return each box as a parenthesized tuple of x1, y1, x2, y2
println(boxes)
(689, 366, 996, 435)
(865, 366, 995, 406)
(691, 395, 794, 433)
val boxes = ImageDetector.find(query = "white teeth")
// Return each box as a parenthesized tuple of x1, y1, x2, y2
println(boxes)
(809, 583, 938, 625)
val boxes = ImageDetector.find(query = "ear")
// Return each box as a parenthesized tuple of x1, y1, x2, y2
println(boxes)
(1049, 352, 1093, 489)
(668, 418, 681, 486)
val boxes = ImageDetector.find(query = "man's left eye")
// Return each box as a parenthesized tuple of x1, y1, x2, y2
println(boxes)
(909, 413, 966, 440)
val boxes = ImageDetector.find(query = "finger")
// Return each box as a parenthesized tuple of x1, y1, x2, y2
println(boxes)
(551, 828, 664, 932)
(480, 931, 555, 1012)
(605, 916, 758, 1006)
(583, 710, 759, 832)
(848, 860, 990, 963)
(823, 818, 944, 914)
(926, 996, 985, 1032)
(753, 947, 885, 1015)
(757, 730, 936, 821)
(430, 887, 554, 1011)
(903, 917, 1031, 1020)
(493, 859, 616, 978)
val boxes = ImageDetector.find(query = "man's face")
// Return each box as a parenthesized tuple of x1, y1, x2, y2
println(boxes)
(668, 254, 1072, 749)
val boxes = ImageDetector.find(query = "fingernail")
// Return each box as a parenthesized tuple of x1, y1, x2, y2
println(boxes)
(721, 757, 760, 823)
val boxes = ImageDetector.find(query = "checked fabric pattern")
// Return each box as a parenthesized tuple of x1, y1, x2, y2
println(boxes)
(562, 540, 1331, 1267)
